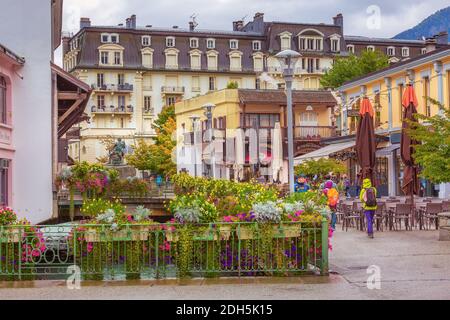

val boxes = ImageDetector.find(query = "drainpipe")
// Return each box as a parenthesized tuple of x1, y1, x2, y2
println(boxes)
(434, 60, 443, 112)
(384, 77, 392, 132)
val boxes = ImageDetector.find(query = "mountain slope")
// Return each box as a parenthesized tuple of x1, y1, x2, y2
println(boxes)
(394, 6, 450, 41)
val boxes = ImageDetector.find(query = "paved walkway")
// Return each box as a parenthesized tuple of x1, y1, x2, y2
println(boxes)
(1, 228, 449, 300)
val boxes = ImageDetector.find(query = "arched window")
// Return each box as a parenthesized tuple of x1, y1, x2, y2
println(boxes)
(229, 50, 243, 71)
(0, 76, 7, 124)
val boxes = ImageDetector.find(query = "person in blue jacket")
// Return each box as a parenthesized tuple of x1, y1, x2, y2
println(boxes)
(295, 175, 311, 193)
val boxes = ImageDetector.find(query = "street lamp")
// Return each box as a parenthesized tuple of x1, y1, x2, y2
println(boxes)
(275, 49, 301, 194)
(202, 103, 216, 178)
(189, 115, 200, 177)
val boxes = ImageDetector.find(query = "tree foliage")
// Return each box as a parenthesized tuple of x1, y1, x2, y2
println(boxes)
(226, 81, 239, 89)
(320, 50, 389, 89)
(125, 139, 153, 171)
(126, 105, 177, 176)
(407, 98, 450, 184)
(295, 158, 346, 179)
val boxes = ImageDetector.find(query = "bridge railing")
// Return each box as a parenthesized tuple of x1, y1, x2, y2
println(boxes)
(0, 220, 328, 280)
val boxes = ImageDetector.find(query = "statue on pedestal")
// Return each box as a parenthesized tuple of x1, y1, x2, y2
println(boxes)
(109, 138, 126, 166)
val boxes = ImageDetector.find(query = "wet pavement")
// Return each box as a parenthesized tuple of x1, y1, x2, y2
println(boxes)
(1, 228, 449, 299)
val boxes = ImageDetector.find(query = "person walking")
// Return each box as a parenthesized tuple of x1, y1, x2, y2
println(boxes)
(359, 178, 378, 238)
(343, 175, 351, 198)
(295, 175, 311, 193)
(323, 180, 339, 230)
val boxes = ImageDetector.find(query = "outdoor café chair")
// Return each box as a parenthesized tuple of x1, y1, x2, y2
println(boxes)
(374, 202, 386, 232)
(421, 203, 443, 230)
(342, 204, 360, 232)
(392, 203, 413, 231)
(352, 202, 365, 231)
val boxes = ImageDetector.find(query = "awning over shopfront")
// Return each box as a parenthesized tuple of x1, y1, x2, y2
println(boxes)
(293, 141, 355, 165)
(376, 144, 400, 157)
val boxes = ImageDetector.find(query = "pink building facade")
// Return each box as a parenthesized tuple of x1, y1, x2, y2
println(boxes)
(0, 45, 24, 207)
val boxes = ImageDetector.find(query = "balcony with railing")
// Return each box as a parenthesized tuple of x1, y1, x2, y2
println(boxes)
(292, 126, 337, 141)
(161, 86, 185, 95)
(240, 125, 337, 141)
(143, 107, 154, 116)
(91, 83, 134, 93)
(91, 105, 134, 114)
(182, 128, 226, 145)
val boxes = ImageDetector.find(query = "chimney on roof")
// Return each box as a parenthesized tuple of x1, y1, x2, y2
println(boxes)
(62, 36, 71, 56)
(425, 37, 437, 53)
(130, 14, 136, 29)
(254, 12, 264, 21)
(80, 17, 91, 29)
(173, 25, 179, 29)
(126, 17, 131, 28)
(233, 20, 244, 31)
(189, 21, 195, 31)
(435, 31, 448, 45)
(333, 13, 343, 28)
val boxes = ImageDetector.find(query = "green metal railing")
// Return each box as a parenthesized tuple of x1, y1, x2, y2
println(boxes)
(0, 220, 328, 281)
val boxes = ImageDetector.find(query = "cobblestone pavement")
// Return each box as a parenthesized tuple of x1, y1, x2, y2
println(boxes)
(1, 228, 449, 300)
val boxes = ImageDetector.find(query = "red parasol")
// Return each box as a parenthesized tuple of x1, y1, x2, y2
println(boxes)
(400, 85, 420, 196)
(355, 97, 377, 185)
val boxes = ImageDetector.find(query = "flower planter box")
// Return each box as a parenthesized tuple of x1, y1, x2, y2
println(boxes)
(218, 225, 232, 240)
(84, 227, 150, 242)
(275, 225, 301, 238)
(237, 225, 257, 240)
(0, 228, 22, 243)
(165, 229, 178, 242)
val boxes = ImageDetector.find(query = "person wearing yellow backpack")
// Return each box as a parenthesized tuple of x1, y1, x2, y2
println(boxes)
(323, 180, 339, 230)
(359, 178, 378, 238)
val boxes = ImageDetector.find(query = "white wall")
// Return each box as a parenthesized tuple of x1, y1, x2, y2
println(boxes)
(0, 0, 54, 223)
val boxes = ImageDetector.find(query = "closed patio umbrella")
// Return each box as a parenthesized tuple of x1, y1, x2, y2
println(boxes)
(400, 84, 420, 199)
(235, 128, 245, 181)
(271, 122, 283, 183)
(355, 97, 376, 185)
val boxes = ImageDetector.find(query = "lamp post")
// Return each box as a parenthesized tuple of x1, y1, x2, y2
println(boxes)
(275, 49, 301, 194)
(189, 115, 200, 177)
(202, 103, 216, 178)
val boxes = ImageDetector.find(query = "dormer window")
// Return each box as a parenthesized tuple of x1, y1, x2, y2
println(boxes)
(401, 47, 409, 57)
(100, 51, 109, 64)
(347, 44, 355, 54)
(101, 33, 119, 44)
(110, 34, 119, 43)
(207, 38, 215, 49)
(252, 40, 261, 51)
(101, 34, 109, 43)
(329, 35, 341, 52)
(142, 36, 151, 46)
(387, 46, 395, 56)
(298, 29, 324, 52)
(190, 38, 199, 48)
(279, 31, 292, 50)
(230, 39, 239, 50)
(166, 37, 175, 48)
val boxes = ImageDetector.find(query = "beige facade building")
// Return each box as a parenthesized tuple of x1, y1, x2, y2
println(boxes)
(62, 13, 433, 163)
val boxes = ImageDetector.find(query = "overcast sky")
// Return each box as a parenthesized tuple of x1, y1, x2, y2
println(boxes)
(56, 0, 449, 64)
